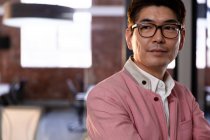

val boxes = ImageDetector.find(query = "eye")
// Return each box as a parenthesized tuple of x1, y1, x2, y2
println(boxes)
(163, 25, 179, 31)
(139, 24, 154, 31)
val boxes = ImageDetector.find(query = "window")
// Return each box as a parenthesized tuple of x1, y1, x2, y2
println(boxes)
(196, 0, 209, 69)
(196, 18, 206, 68)
(20, 0, 92, 68)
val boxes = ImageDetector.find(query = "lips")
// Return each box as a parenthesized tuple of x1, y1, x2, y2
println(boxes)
(150, 49, 167, 52)
(148, 47, 167, 53)
(146, 46, 168, 57)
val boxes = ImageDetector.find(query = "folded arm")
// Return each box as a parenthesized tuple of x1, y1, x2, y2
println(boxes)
(189, 91, 210, 139)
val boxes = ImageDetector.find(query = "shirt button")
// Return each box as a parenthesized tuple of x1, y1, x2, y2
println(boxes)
(142, 80, 147, 85)
(154, 97, 159, 101)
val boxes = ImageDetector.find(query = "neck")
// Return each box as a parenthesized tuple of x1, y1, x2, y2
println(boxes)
(131, 57, 168, 80)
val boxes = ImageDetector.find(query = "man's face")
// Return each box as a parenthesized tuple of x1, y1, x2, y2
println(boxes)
(126, 6, 185, 73)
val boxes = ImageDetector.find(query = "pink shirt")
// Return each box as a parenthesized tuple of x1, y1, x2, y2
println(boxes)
(86, 60, 210, 140)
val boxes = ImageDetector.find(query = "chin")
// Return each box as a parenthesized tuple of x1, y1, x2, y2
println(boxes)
(148, 62, 169, 68)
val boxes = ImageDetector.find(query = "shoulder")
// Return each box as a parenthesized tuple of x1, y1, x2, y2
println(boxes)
(87, 69, 135, 104)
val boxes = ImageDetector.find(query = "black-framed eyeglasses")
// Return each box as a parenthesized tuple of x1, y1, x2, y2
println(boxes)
(131, 23, 182, 39)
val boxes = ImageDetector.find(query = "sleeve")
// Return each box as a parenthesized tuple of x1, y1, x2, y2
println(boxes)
(86, 87, 142, 140)
(189, 90, 210, 139)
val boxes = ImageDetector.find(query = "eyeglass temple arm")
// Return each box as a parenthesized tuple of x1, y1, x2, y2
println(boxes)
(131, 24, 138, 31)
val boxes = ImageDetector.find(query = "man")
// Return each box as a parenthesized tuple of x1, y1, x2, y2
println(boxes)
(86, 0, 210, 139)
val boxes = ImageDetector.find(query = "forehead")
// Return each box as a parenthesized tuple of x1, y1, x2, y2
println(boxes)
(136, 6, 178, 24)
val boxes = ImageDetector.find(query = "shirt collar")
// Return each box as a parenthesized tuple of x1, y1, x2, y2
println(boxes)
(137, 66, 159, 92)
(124, 57, 175, 94)
(124, 57, 151, 90)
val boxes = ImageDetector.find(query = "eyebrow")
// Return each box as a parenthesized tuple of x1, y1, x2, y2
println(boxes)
(139, 18, 180, 24)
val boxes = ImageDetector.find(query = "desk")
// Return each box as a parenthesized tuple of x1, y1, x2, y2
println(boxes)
(0, 84, 10, 96)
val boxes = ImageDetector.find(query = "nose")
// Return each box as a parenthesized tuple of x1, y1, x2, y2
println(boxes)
(152, 28, 165, 43)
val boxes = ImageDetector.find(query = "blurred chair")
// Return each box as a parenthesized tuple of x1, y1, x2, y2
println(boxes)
(9, 79, 27, 104)
(0, 80, 27, 106)
(0, 106, 42, 140)
(0, 84, 10, 105)
(66, 79, 86, 132)
(205, 86, 210, 113)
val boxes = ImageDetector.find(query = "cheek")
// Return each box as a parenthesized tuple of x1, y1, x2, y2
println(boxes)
(131, 32, 149, 59)
(132, 41, 148, 63)
(170, 42, 180, 58)
(132, 39, 144, 55)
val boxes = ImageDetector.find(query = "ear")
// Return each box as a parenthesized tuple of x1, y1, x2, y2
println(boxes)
(125, 27, 133, 50)
(179, 28, 185, 51)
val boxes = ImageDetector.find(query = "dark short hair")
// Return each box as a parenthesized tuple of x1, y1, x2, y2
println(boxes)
(127, 0, 186, 26)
